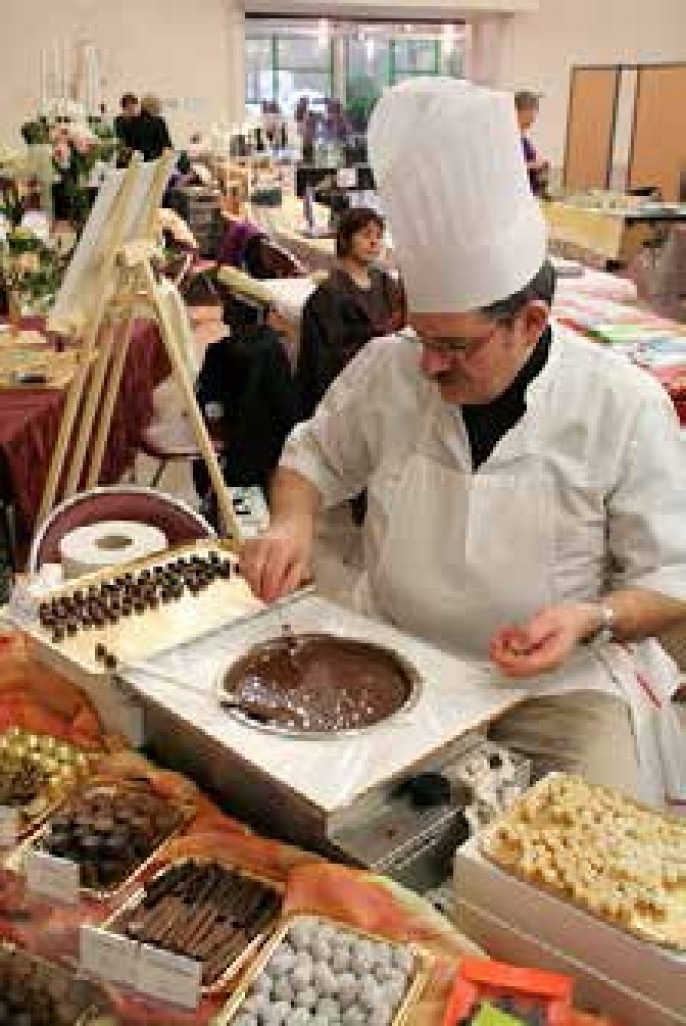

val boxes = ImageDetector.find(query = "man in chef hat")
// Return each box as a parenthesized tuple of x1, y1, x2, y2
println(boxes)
(241, 79, 686, 806)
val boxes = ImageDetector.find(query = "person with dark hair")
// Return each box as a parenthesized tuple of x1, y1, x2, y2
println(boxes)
(114, 92, 141, 151)
(296, 207, 405, 419)
(514, 90, 549, 196)
(241, 80, 686, 806)
(134, 94, 173, 161)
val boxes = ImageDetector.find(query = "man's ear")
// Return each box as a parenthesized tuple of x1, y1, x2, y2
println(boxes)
(521, 299, 549, 343)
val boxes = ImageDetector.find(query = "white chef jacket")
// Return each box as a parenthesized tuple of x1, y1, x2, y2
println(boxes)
(282, 326, 686, 805)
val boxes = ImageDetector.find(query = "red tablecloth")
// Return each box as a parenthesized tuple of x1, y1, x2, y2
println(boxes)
(0, 320, 168, 536)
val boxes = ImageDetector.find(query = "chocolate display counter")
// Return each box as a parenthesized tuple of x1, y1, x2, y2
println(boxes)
(0, 630, 627, 1025)
(13, 545, 530, 890)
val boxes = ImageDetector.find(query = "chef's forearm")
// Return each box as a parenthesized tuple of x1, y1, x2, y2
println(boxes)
(597, 588, 686, 642)
(269, 467, 322, 527)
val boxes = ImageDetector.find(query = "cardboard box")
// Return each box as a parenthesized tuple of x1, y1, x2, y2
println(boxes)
(454, 837, 686, 1026)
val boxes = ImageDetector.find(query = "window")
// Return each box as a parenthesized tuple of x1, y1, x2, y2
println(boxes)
(345, 36, 391, 132)
(246, 37, 273, 107)
(392, 39, 440, 78)
(245, 20, 465, 129)
(245, 32, 333, 117)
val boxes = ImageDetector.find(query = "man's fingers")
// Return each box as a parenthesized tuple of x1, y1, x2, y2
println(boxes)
(261, 542, 296, 602)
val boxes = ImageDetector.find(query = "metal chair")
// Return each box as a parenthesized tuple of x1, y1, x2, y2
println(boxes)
(28, 485, 215, 574)
(139, 410, 227, 488)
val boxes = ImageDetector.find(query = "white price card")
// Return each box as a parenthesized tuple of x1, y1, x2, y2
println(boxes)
(24, 848, 79, 904)
(80, 925, 138, 988)
(0, 807, 19, 847)
(137, 943, 202, 1010)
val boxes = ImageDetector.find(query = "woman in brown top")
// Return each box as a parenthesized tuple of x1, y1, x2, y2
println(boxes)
(296, 207, 405, 419)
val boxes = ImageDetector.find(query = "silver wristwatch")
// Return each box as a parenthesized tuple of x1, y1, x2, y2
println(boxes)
(584, 603, 616, 645)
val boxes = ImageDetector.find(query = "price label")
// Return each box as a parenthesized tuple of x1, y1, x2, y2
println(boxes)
(0, 807, 19, 847)
(24, 848, 79, 904)
(137, 943, 202, 1010)
(80, 926, 138, 988)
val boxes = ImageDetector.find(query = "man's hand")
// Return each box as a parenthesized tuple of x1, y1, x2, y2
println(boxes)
(489, 602, 601, 678)
(239, 515, 313, 603)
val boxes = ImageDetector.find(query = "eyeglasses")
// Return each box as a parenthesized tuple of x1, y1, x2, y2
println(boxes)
(399, 320, 507, 357)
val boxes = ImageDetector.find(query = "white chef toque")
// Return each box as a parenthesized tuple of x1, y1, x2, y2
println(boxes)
(367, 78, 548, 314)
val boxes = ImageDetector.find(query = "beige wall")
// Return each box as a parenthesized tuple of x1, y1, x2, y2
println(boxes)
(499, 0, 686, 173)
(244, 0, 538, 12)
(0, 0, 241, 148)
(1, 0, 684, 167)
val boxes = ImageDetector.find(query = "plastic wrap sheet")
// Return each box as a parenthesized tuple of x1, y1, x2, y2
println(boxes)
(122, 595, 522, 816)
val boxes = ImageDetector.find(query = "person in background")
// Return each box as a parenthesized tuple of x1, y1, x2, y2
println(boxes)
(114, 92, 141, 151)
(296, 206, 405, 420)
(136, 94, 173, 161)
(324, 99, 351, 145)
(515, 90, 549, 197)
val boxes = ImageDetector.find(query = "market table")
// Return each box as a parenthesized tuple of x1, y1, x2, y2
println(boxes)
(250, 193, 337, 273)
(543, 197, 686, 265)
(0, 319, 168, 538)
(0, 628, 619, 1026)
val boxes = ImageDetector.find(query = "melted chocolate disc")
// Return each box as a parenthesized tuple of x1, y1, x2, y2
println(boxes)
(222, 633, 415, 732)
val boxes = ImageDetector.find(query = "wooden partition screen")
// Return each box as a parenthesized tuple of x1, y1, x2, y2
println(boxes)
(563, 66, 620, 190)
(629, 65, 686, 201)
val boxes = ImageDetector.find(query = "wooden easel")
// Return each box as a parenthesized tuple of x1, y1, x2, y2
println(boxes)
(38, 153, 240, 541)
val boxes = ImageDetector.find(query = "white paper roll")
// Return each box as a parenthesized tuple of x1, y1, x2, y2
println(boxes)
(59, 521, 168, 580)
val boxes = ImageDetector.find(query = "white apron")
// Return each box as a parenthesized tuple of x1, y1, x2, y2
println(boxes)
(354, 387, 686, 809)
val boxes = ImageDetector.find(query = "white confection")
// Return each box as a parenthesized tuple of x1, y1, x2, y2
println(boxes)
(289, 920, 316, 949)
(272, 975, 295, 1002)
(359, 976, 384, 1010)
(312, 964, 339, 996)
(293, 958, 314, 989)
(296, 986, 319, 1009)
(372, 942, 393, 968)
(311, 937, 332, 962)
(331, 945, 351, 973)
(351, 940, 375, 973)
(242, 994, 270, 1016)
(383, 978, 406, 1008)
(341, 1007, 366, 1026)
(336, 972, 359, 1008)
(252, 973, 273, 996)
(261, 1009, 285, 1026)
(315, 997, 340, 1019)
(270, 1000, 294, 1023)
(232, 1016, 257, 1026)
(290, 1009, 313, 1026)
(392, 947, 414, 974)
(268, 949, 297, 975)
(367, 1008, 393, 1026)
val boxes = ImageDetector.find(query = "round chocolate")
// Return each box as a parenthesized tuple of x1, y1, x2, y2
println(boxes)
(221, 633, 417, 733)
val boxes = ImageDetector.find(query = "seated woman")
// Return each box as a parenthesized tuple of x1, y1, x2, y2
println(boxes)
(296, 207, 405, 419)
